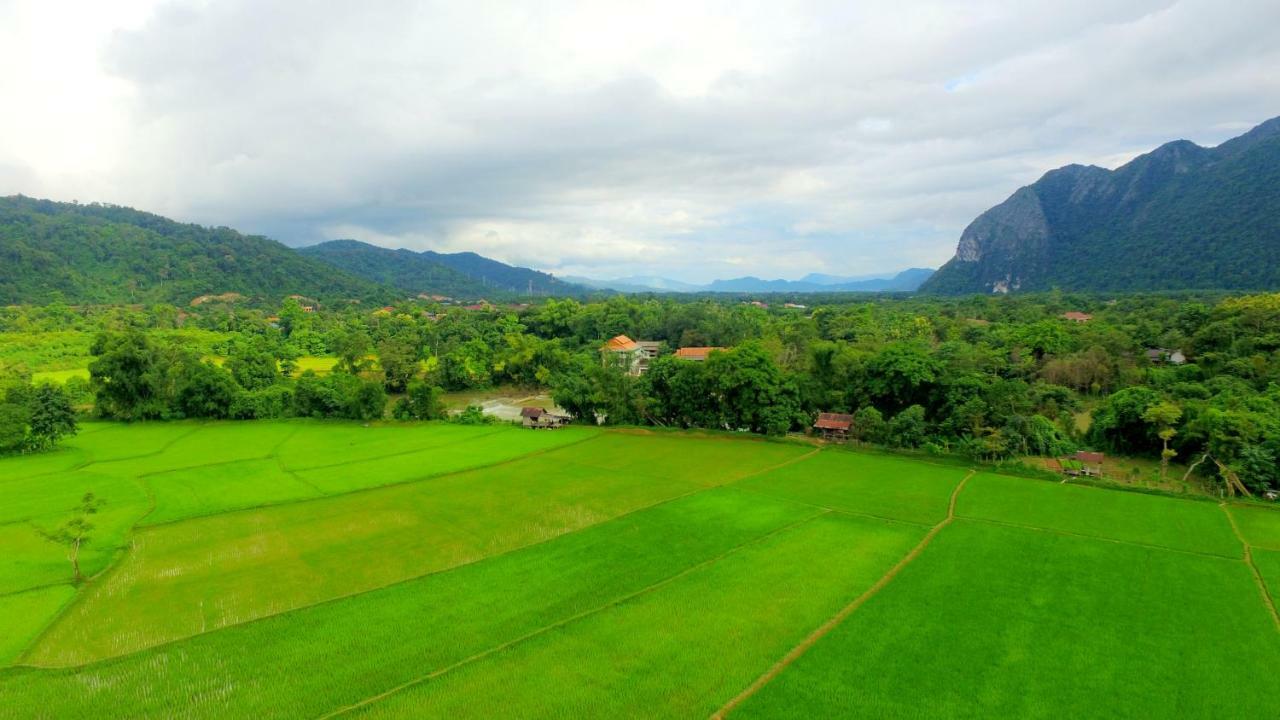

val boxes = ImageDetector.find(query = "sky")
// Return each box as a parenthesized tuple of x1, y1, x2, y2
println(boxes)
(1, 1, 1278, 283)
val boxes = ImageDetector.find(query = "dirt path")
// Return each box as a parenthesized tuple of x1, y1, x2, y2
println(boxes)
(1220, 503, 1280, 633)
(710, 469, 975, 719)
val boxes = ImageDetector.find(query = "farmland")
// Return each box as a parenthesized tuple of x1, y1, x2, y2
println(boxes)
(1, 421, 1278, 718)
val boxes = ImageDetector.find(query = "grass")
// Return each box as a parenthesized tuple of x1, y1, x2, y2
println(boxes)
(731, 520, 1280, 719)
(0, 489, 821, 718)
(734, 450, 967, 525)
(1224, 503, 1280, 550)
(2, 421, 1278, 717)
(0, 586, 76, 665)
(24, 433, 808, 665)
(349, 513, 924, 719)
(956, 472, 1241, 557)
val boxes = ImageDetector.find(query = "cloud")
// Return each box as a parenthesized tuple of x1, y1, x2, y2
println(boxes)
(1, 0, 1278, 282)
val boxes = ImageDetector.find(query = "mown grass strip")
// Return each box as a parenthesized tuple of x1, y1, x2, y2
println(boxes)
(0, 489, 819, 720)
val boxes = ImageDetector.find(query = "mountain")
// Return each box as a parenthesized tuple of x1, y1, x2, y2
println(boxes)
(301, 240, 589, 298)
(420, 249, 589, 296)
(922, 116, 1280, 294)
(0, 196, 389, 305)
(569, 268, 933, 294)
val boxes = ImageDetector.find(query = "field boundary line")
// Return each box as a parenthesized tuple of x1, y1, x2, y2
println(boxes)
(314, 510, 832, 720)
(710, 468, 975, 719)
(1221, 504, 1280, 633)
(282, 426, 508, 473)
(957, 515, 1241, 560)
(725, 485, 935, 528)
(17, 438, 810, 671)
(14, 479, 726, 671)
(131, 430, 606, 530)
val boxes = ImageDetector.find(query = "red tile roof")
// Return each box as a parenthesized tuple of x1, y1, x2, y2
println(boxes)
(814, 413, 854, 430)
(602, 335, 640, 352)
(674, 346, 724, 361)
(1061, 312, 1093, 322)
(1074, 450, 1105, 464)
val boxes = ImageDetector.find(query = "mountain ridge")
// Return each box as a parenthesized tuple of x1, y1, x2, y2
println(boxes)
(922, 115, 1280, 294)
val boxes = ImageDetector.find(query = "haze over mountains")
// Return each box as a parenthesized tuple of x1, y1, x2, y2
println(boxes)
(568, 269, 935, 294)
(923, 115, 1280, 294)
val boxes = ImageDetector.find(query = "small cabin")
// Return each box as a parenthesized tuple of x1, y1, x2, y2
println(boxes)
(1063, 450, 1105, 477)
(814, 413, 855, 441)
(520, 407, 570, 429)
(1060, 311, 1093, 323)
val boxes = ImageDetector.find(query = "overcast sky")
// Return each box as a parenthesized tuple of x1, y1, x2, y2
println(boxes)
(1, 1, 1278, 282)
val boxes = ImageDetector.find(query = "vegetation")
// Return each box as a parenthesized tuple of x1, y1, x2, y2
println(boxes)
(2, 421, 1277, 718)
(0, 196, 390, 305)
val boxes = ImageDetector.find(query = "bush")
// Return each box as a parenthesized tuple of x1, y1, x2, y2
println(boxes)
(392, 381, 446, 421)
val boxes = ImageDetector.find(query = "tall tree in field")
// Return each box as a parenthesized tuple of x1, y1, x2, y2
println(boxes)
(89, 331, 167, 420)
(41, 493, 101, 584)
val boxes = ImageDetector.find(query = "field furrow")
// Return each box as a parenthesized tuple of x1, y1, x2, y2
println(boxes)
(0, 489, 820, 719)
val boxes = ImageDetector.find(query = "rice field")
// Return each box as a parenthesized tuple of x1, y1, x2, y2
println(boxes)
(1, 420, 1277, 718)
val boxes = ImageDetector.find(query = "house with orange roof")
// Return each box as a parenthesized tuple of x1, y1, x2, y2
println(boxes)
(674, 347, 725, 362)
(601, 334, 660, 376)
(1061, 311, 1093, 323)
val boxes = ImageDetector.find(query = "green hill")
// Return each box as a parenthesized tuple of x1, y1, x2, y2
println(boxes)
(922, 116, 1280, 294)
(302, 239, 590, 298)
(0, 196, 390, 305)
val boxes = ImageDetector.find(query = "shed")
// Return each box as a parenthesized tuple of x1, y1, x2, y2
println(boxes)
(520, 407, 570, 429)
(1070, 450, 1105, 476)
(814, 412, 855, 441)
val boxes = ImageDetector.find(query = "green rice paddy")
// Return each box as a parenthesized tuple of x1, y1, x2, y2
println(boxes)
(1, 421, 1277, 718)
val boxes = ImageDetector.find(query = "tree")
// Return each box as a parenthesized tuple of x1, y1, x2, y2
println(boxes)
(393, 381, 446, 420)
(887, 405, 928, 448)
(851, 406, 886, 444)
(88, 331, 168, 420)
(1142, 401, 1182, 483)
(26, 383, 78, 450)
(332, 326, 373, 374)
(378, 337, 420, 393)
(225, 338, 279, 391)
(41, 493, 101, 584)
(175, 361, 239, 419)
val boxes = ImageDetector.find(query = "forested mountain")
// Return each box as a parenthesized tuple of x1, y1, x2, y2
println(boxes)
(302, 240, 589, 297)
(297, 240, 487, 298)
(0, 196, 389, 305)
(922, 116, 1280, 294)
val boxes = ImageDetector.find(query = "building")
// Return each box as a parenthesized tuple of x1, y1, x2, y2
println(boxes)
(1145, 348, 1187, 365)
(674, 346, 725, 362)
(814, 412, 855, 441)
(520, 407, 570, 429)
(601, 335, 659, 376)
(1061, 311, 1093, 323)
(1065, 450, 1105, 477)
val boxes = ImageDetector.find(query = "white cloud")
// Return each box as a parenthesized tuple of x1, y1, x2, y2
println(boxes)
(1, 0, 1278, 282)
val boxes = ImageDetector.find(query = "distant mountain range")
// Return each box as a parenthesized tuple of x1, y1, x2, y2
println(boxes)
(299, 240, 587, 298)
(566, 267, 934, 294)
(923, 115, 1280, 294)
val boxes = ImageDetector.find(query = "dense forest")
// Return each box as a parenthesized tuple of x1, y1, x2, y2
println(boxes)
(3, 290, 1278, 495)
